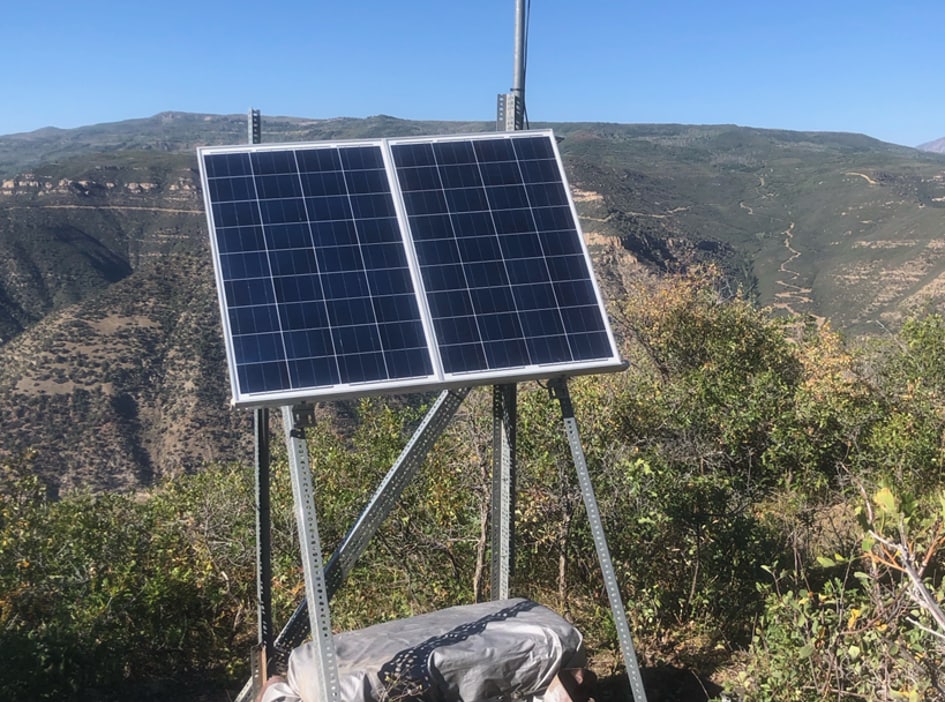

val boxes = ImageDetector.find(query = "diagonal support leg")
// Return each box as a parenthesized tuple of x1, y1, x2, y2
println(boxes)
(323, 387, 470, 598)
(549, 379, 648, 702)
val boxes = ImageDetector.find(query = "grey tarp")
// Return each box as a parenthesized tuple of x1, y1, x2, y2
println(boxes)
(262, 598, 586, 702)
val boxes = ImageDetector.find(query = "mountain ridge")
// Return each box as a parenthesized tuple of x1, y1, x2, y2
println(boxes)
(3, 113, 945, 493)
(918, 135, 945, 153)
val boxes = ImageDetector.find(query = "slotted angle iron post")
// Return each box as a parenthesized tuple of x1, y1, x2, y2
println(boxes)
(549, 378, 648, 702)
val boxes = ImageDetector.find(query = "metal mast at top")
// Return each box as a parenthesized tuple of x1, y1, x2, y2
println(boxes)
(497, 0, 527, 131)
(511, 0, 526, 130)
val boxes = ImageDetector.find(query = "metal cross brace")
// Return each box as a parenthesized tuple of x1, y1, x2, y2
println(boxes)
(273, 387, 469, 657)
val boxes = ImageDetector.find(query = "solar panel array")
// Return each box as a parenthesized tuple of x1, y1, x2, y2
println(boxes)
(198, 131, 622, 406)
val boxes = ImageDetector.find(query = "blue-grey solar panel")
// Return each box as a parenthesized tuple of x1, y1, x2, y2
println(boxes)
(389, 135, 613, 376)
(202, 143, 434, 402)
(198, 131, 622, 406)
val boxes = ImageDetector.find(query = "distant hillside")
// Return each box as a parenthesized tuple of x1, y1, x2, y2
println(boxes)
(0, 112, 489, 177)
(0, 150, 202, 342)
(0, 249, 250, 494)
(2, 113, 945, 493)
(918, 136, 945, 154)
(553, 124, 945, 332)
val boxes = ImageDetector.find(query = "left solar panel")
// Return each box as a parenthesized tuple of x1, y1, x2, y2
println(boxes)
(200, 143, 436, 405)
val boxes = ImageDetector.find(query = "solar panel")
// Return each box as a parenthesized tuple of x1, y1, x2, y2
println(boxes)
(198, 131, 623, 406)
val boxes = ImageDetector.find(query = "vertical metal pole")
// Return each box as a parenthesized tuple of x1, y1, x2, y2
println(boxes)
(247, 107, 274, 697)
(550, 379, 648, 702)
(282, 405, 341, 702)
(511, 0, 526, 130)
(490, 384, 516, 599)
(254, 407, 273, 659)
(489, 0, 526, 601)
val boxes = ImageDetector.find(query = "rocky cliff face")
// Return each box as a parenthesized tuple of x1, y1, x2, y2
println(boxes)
(0, 147, 247, 493)
(0, 170, 200, 198)
(0, 153, 205, 341)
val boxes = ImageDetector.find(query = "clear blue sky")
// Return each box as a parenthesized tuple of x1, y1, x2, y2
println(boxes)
(2, 0, 942, 147)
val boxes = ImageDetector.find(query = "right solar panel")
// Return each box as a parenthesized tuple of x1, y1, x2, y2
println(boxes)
(390, 132, 617, 379)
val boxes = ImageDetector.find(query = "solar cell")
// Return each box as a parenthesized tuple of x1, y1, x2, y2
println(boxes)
(198, 131, 622, 406)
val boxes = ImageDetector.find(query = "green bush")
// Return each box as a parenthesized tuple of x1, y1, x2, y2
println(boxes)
(0, 459, 258, 698)
(744, 494, 945, 701)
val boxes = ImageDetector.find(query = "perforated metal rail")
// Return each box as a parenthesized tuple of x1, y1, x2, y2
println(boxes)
(550, 379, 648, 702)
(283, 405, 341, 702)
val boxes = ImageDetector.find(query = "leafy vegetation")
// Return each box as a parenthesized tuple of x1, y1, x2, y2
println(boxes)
(3, 271, 945, 700)
(0, 454, 257, 699)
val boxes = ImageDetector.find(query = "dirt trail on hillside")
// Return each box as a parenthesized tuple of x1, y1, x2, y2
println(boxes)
(738, 172, 825, 323)
(773, 222, 809, 313)
(771, 222, 825, 323)
(846, 172, 879, 185)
